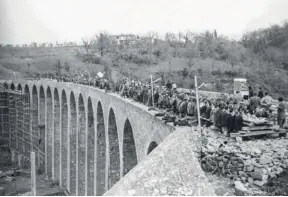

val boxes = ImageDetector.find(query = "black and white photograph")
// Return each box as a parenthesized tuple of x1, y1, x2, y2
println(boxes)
(0, 0, 288, 196)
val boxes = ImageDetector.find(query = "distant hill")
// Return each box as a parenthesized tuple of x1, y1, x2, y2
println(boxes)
(1, 21, 288, 98)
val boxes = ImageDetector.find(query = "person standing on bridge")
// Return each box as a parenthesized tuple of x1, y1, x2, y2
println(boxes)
(248, 86, 254, 98)
(277, 97, 286, 128)
(258, 87, 264, 99)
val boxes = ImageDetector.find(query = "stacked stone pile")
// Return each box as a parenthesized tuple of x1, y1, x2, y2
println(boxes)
(202, 137, 288, 187)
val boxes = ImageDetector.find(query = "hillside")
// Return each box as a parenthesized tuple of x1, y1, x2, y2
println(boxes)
(1, 21, 288, 98)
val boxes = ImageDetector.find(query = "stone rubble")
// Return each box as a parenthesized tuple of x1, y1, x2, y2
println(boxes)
(201, 134, 288, 190)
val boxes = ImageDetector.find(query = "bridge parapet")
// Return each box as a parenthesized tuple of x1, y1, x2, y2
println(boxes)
(104, 127, 215, 196)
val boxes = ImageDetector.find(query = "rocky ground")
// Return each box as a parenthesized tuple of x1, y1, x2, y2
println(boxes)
(199, 127, 288, 196)
(0, 148, 65, 196)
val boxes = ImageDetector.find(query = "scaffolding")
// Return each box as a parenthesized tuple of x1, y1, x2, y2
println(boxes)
(0, 90, 9, 146)
(0, 87, 32, 169)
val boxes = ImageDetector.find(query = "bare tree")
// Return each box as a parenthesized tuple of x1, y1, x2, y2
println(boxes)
(94, 31, 111, 57)
(185, 42, 199, 70)
(165, 32, 177, 46)
(82, 37, 93, 54)
(146, 31, 159, 54)
(183, 30, 195, 46)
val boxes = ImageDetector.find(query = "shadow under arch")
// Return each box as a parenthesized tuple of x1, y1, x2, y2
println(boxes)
(3, 83, 8, 89)
(61, 89, 68, 189)
(87, 97, 95, 195)
(46, 87, 53, 176)
(78, 93, 86, 195)
(11, 83, 15, 90)
(39, 86, 45, 172)
(54, 88, 60, 181)
(123, 119, 137, 176)
(147, 141, 158, 155)
(108, 108, 120, 189)
(69, 91, 77, 195)
(96, 101, 106, 196)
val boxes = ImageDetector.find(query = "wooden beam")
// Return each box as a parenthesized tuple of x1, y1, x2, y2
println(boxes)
(230, 130, 287, 138)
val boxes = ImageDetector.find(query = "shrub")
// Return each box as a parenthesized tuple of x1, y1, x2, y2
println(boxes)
(215, 80, 224, 91)
(211, 69, 222, 76)
(182, 68, 189, 78)
(223, 70, 237, 77)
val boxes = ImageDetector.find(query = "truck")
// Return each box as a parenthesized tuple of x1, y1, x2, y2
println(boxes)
(234, 78, 249, 97)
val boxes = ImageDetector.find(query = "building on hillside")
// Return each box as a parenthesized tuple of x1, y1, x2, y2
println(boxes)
(109, 34, 140, 46)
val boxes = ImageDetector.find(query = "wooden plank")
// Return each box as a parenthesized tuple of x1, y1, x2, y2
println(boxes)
(230, 129, 288, 138)
(242, 126, 272, 131)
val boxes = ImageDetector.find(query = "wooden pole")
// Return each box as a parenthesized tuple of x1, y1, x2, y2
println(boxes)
(31, 151, 36, 196)
(151, 75, 154, 108)
(195, 76, 201, 128)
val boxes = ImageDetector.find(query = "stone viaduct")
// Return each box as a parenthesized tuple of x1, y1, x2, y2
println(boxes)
(0, 79, 214, 196)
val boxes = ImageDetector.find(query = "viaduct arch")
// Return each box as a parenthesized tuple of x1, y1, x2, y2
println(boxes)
(1, 79, 174, 196)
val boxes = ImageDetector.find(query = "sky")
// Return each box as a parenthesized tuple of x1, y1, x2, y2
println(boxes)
(0, 0, 288, 45)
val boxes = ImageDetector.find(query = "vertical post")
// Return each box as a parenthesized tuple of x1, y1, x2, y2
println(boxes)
(31, 151, 36, 196)
(150, 75, 154, 108)
(18, 154, 22, 168)
(11, 150, 15, 166)
(195, 76, 201, 128)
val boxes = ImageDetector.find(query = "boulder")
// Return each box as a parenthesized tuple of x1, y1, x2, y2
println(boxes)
(276, 167, 283, 175)
(259, 156, 272, 165)
(268, 171, 276, 178)
(254, 180, 265, 187)
(246, 165, 254, 172)
(234, 181, 248, 193)
(251, 148, 261, 155)
(241, 176, 247, 182)
(250, 172, 263, 181)
(280, 163, 287, 169)
(254, 167, 264, 174)
(248, 177, 254, 184)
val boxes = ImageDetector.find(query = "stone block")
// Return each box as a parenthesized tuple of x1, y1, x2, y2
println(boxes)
(276, 167, 283, 175)
(253, 162, 263, 168)
(249, 172, 263, 181)
(259, 156, 272, 165)
(236, 137, 242, 143)
(248, 177, 253, 184)
(268, 171, 276, 178)
(254, 167, 264, 174)
(246, 165, 254, 172)
(254, 180, 265, 187)
(239, 171, 248, 178)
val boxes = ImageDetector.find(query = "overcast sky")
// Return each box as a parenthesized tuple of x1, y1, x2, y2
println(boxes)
(1, 0, 288, 45)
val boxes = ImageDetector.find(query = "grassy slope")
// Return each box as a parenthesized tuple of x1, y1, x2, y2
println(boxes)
(0, 45, 287, 98)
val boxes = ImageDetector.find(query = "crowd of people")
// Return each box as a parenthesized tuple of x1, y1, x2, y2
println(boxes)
(111, 78, 287, 135)
(38, 73, 287, 135)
